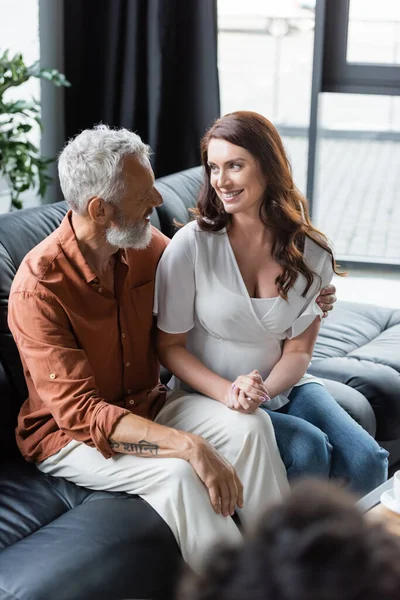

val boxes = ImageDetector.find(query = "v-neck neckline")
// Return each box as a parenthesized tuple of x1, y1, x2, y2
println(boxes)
(222, 227, 280, 326)
(223, 227, 280, 301)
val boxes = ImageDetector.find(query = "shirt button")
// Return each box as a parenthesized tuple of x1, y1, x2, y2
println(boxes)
(121, 333, 126, 338)
(129, 399, 135, 406)
(49, 373, 56, 379)
(125, 362, 130, 367)
(98, 287, 102, 293)
(126, 389, 132, 394)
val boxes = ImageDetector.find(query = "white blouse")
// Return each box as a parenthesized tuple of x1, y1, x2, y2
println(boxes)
(154, 220, 333, 410)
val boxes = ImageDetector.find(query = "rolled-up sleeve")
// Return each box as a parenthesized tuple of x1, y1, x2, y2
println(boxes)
(8, 291, 130, 459)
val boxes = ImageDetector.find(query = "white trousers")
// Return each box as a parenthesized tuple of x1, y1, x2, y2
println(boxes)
(37, 391, 289, 572)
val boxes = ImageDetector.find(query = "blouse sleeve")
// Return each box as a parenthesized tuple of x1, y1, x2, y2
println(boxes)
(153, 224, 196, 334)
(286, 249, 334, 340)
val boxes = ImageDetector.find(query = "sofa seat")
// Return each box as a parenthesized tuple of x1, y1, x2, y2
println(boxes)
(1, 165, 399, 599)
(0, 459, 181, 600)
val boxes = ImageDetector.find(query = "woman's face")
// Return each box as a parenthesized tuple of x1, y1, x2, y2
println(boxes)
(207, 138, 267, 216)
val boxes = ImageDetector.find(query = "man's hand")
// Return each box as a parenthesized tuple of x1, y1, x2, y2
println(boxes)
(112, 415, 243, 516)
(225, 370, 270, 414)
(188, 435, 244, 517)
(316, 283, 337, 318)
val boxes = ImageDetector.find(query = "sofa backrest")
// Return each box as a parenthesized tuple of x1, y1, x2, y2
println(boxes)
(0, 166, 203, 457)
(156, 167, 203, 237)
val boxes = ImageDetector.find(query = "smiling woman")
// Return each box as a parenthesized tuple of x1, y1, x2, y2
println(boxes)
(154, 110, 389, 496)
(195, 111, 340, 299)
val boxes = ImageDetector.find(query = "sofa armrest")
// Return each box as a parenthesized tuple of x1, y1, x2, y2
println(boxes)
(311, 301, 400, 441)
(0, 360, 20, 459)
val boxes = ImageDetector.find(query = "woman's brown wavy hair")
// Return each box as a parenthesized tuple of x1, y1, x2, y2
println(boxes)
(193, 111, 342, 299)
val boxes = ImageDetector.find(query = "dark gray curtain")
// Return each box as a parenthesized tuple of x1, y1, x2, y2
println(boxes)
(63, 0, 220, 177)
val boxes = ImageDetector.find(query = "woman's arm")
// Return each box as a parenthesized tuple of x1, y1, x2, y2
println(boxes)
(157, 329, 268, 405)
(263, 317, 321, 398)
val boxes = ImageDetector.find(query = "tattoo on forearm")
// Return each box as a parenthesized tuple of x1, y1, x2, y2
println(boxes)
(109, 438, 159, 456)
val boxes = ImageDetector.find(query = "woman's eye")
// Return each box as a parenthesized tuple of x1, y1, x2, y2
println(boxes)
(231, 163, 241, 170)
(209, 165, 218, 173)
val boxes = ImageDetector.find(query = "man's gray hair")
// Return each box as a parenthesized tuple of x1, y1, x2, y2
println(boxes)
(58, 124, 151, 214)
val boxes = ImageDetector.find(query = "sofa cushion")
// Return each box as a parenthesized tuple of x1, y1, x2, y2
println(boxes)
(155, 166, 203, 237)
(0, 494, 182, 600)
(0, 458, 182, 600)
(0, 459, 127, 551)
(0, 204, 71, 428)
(310, 301, 400, 441)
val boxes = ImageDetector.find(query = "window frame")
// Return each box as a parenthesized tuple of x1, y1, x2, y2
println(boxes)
(322, 0, 400, 96)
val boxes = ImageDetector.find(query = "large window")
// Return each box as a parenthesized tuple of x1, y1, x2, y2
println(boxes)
(218, 0, 400, 266)
(218, 0, 317, 195)
(347, 0, 400, 65)
(0, 0, 40, 210)
(218, 0, 316, 129)
(0, 0, 40, 104)
(321, 0, 400, 96)
(312, 0, 400, 266)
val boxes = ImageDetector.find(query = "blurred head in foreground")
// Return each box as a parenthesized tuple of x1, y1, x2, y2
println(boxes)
(179, 480, 400, 600)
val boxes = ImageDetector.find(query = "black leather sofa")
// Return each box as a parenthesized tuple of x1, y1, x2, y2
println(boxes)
(1, 166, 400, 600)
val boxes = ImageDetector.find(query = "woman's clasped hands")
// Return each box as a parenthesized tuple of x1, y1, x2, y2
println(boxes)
(225, 370, 271, 413)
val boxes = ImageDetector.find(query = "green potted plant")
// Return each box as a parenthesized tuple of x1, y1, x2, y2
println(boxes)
(0, 50, 70, 210)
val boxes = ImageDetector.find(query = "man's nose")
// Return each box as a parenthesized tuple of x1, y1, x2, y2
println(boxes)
(151, 188, 163, 208)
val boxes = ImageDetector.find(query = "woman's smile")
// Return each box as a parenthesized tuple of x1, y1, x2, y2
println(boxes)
(220, 189, 244, 202)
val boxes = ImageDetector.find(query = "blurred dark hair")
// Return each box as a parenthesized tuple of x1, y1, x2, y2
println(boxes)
(193, 111, 343, 299)
(179, 480, 400, 600)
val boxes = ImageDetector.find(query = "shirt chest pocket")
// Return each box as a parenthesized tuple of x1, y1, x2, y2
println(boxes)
(130, 280, 156, 336)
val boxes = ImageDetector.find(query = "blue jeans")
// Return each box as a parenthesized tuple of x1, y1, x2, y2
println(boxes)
(263, 383, 388, 496)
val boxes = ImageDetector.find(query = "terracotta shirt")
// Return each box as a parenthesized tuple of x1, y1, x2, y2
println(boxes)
(8, 211, 169, 463)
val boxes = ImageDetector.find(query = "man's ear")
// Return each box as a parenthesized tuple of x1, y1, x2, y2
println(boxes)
(87, 197, 114, 224)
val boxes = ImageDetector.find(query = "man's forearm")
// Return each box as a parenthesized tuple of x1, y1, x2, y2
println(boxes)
(264, 352, 311, 399)
(110, 412, 198, 459)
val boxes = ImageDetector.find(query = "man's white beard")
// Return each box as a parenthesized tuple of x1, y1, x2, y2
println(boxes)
(105, 209, 152, 250)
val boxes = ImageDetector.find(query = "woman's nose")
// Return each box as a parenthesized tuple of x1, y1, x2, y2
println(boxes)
(217, 169, 229, 188)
